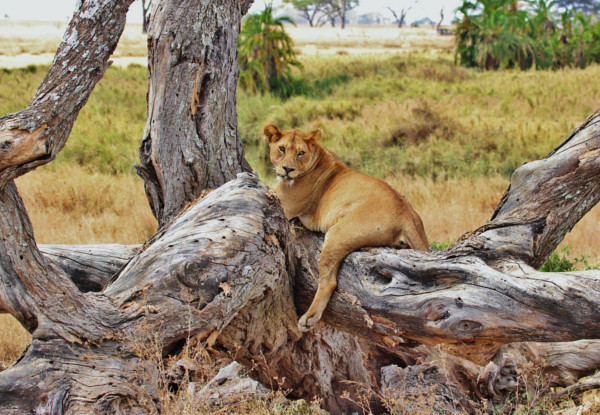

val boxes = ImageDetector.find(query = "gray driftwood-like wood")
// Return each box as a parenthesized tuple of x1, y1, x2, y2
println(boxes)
(136, 0, 251, 226)
(1, 0, 600, 412)
(40, 244, 141, 292)
(500, 340, 600, 386)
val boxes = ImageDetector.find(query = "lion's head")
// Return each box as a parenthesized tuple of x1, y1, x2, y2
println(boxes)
(264, 124, 322, 181)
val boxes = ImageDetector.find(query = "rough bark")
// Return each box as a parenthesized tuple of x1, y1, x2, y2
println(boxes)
(0, 0, 136, 330)
(136, 0, 251, 226)
(2, 0, 600, 413)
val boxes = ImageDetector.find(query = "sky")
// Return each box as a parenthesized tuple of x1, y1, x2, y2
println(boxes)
(249, 0, 464, 24)
(1, 0, 463, 24)
(0, 0, 144, 22)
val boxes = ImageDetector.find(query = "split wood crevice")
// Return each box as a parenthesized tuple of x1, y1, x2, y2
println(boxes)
(1, 0, 600, 412)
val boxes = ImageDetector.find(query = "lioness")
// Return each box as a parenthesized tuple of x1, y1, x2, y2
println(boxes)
(264, 124, 429, 332)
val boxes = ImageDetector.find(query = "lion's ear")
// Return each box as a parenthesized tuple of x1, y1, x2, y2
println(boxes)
(307, 129, 322, 142)
(264, 124, 282, 143)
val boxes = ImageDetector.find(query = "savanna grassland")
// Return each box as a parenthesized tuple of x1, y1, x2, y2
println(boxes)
(1, 22, 600, 408)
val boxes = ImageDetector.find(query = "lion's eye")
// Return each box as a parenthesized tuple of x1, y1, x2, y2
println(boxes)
(298, 151, 305, 157)
(279, 146, 286, 153)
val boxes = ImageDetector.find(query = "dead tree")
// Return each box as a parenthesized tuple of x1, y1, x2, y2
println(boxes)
(388, 1, 419, 28)
(387, 6, 408, 27)
(1, 0, 600, 413)
(141, 0, 151, 34)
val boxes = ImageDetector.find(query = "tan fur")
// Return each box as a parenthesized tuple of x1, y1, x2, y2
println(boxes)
(264, 124, 429, 332)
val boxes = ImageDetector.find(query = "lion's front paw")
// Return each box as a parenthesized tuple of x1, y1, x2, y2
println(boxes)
(298, 311, 322, 332)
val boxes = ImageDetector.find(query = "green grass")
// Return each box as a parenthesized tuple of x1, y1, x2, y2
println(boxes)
(238, 52, 600, 183)
(2, 52, 600, 183)
(539, 246, 599, 272)
(0, 63, 148, 175)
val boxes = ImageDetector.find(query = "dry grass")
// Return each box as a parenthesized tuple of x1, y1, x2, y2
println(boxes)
(15, 164, 157, 245)
(0, 20, 146, 58)
(0, 315, 31, 370)
(390, 175, 508, 246)
(0, 20, 146, 68)
(0, 21, 450, 68)
(0, 20, 65, 56)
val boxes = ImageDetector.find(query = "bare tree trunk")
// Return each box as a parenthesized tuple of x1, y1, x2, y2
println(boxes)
(141, 0, 151, 34)
(388, 6, 408, 27)
(2, 0, 600, 413)
(136, 0, 251, 226)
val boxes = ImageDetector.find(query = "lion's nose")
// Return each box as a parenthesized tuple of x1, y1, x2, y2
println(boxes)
(283, 166, 295, 174)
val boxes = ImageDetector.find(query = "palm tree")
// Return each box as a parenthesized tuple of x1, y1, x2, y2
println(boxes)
(238, 5, 302, 95)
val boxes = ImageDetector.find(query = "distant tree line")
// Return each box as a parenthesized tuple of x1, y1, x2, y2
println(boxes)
(555, 0, 600, 13)
(456, 0, 600, 70)
(283, 0, 359, 29)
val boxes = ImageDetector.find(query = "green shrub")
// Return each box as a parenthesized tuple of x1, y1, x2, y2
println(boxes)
(539, 247, 577, 272)
(539, 246, 599, 272)
(430, 241, 452, 251)
(455, 0, 600, 70)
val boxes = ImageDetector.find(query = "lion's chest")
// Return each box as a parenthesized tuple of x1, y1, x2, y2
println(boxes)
(277, 175, 360, 234)
(298, 213, 324, 233)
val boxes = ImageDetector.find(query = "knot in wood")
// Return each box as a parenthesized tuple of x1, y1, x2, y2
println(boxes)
(175, 260, 206, 288)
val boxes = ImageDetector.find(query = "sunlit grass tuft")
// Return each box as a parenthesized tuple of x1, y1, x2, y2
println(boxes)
(0, 315, 30, 370)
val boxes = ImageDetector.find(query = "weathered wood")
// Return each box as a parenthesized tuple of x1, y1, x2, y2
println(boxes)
(293, 228, 600, 365)
(0, 338, 156, 414)
(40, 244, 141, 292)
(380, 363, 476, 413)
(0, 243, 138, 314)
(0, 0, 135, 187)
(500, 340, 600, 387)
(451, 109, 600, 268)
(552, 371, 600, 402)
(136, 0, 251, 225)
(3, 0, 600, 412)
(0, 174, 289, 413)
(103, 174, 376, 414)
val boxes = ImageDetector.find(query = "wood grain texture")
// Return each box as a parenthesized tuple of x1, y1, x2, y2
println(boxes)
(40, 244, 141, 292)
(136, 0, 251, 225)
(2, 0, 600, 411)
